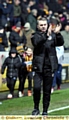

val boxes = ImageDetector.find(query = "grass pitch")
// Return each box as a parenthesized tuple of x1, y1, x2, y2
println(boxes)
(0, 88, 69, 115)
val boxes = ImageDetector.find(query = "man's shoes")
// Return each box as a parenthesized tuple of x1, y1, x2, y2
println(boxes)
(32, 109, 40, 115)
(28, 90, 32, 96)
(42, 111, 48, 116)
(18, 91, 24, 97)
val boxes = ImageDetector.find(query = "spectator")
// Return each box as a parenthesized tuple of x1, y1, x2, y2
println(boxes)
(47, 0, 62, 13)
(18, 22, 34, 97)
(28, 0, 45, 17)
(0, 0, 13, 30)
(20, 0, 29, 26)
(23, 22, 35, 50)
(9, 21, 27, 50)
(1, 47, 22, 99)
(51, 45, 64, 93)
(58, 10, 67, 30)
(61, 21, 69, 50)
(28, 0, 38, 10)
(18, 48, 33, 97)
(13, 0, 21, 25)
(26, 9, 37, 31)
(0, 21, 8, 51)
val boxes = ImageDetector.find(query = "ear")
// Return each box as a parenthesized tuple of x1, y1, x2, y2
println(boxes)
(37, 24, 39, 29)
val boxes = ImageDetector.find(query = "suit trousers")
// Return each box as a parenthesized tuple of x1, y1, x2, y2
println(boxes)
(33, 70, 53, 112)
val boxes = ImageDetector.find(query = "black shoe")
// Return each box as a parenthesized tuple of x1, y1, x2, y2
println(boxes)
(42, 112, 48, 116)
(32, 109, 40, 115)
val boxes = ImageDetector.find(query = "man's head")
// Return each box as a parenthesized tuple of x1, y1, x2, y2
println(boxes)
(14, 0, 20, 5)
(49, 17, 61, 32)
(31, 9, 37, 17)
(24, 22, 31, 31)
(64, 22, 69, 32)
(16, 21, 21, 29)
(13, 21, 21, 32)
(29, 0, 35, 7)
(37, 17, 48, 32)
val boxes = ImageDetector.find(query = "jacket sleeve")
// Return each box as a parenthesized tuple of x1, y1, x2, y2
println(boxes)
(2, 32, 8, 47)
(1, 58, 8, 74)
(31, 32, 46, 47)
(9, 32, 17, 46)
(55, 33, 64, 46)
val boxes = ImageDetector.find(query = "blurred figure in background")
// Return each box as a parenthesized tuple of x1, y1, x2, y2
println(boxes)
(18, 47, 33, 97)
(0, 0, 13, 31)
(0, 21, 8, 51)
(23, 22, 35, 50)
(61, 21, 69, 50)
(26, 9, 37, 31)
(51, 45, 64, 93)
(18, 22, 34, 97)
(1, 47, 22, 99)
(20, 0, 29, 26)
(13, 0, 21, 25)
(9, 21, 27, 49)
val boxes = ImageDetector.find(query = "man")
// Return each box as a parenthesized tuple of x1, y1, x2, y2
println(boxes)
(31, 17, 64, 115)
(9, 21, 27, 49)
(26, 9, 37, 31)
(23, 22, 35, 50)
(61, 21, 69, 50)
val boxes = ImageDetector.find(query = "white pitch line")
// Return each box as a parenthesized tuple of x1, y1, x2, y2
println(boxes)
(48, 106, 69, 113)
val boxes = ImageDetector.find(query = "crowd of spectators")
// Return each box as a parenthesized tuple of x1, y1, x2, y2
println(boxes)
(0, 0, 69, 51)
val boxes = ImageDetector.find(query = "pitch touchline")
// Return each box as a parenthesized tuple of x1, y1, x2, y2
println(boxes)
(48, 106, 69, 113)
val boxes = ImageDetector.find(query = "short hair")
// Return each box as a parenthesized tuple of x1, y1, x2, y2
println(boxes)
(31, 9, 37, 15)
(37, 16, 47, 25)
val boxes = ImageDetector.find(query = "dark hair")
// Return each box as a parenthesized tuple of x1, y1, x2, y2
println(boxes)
(50, 17, 60, 25)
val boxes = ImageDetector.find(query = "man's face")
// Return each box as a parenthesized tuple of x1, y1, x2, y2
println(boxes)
(65, 25, 69, 32)
(14, 0, 20, 5)
(37, 20, 48, 32)
(24, 27, 29, 31)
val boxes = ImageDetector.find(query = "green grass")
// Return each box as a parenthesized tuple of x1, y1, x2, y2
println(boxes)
(0, 88, 69, 115)
(49, 108, 69, 115)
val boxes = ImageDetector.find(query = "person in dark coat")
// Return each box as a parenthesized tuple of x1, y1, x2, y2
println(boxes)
(31, 17, 64, 115)
(0, 0, 13, 30)
(20, 0, 29, 26)
(0, 21, 8, 51)
(1, 47, 22, 99)
(9, 21, 27, 50)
